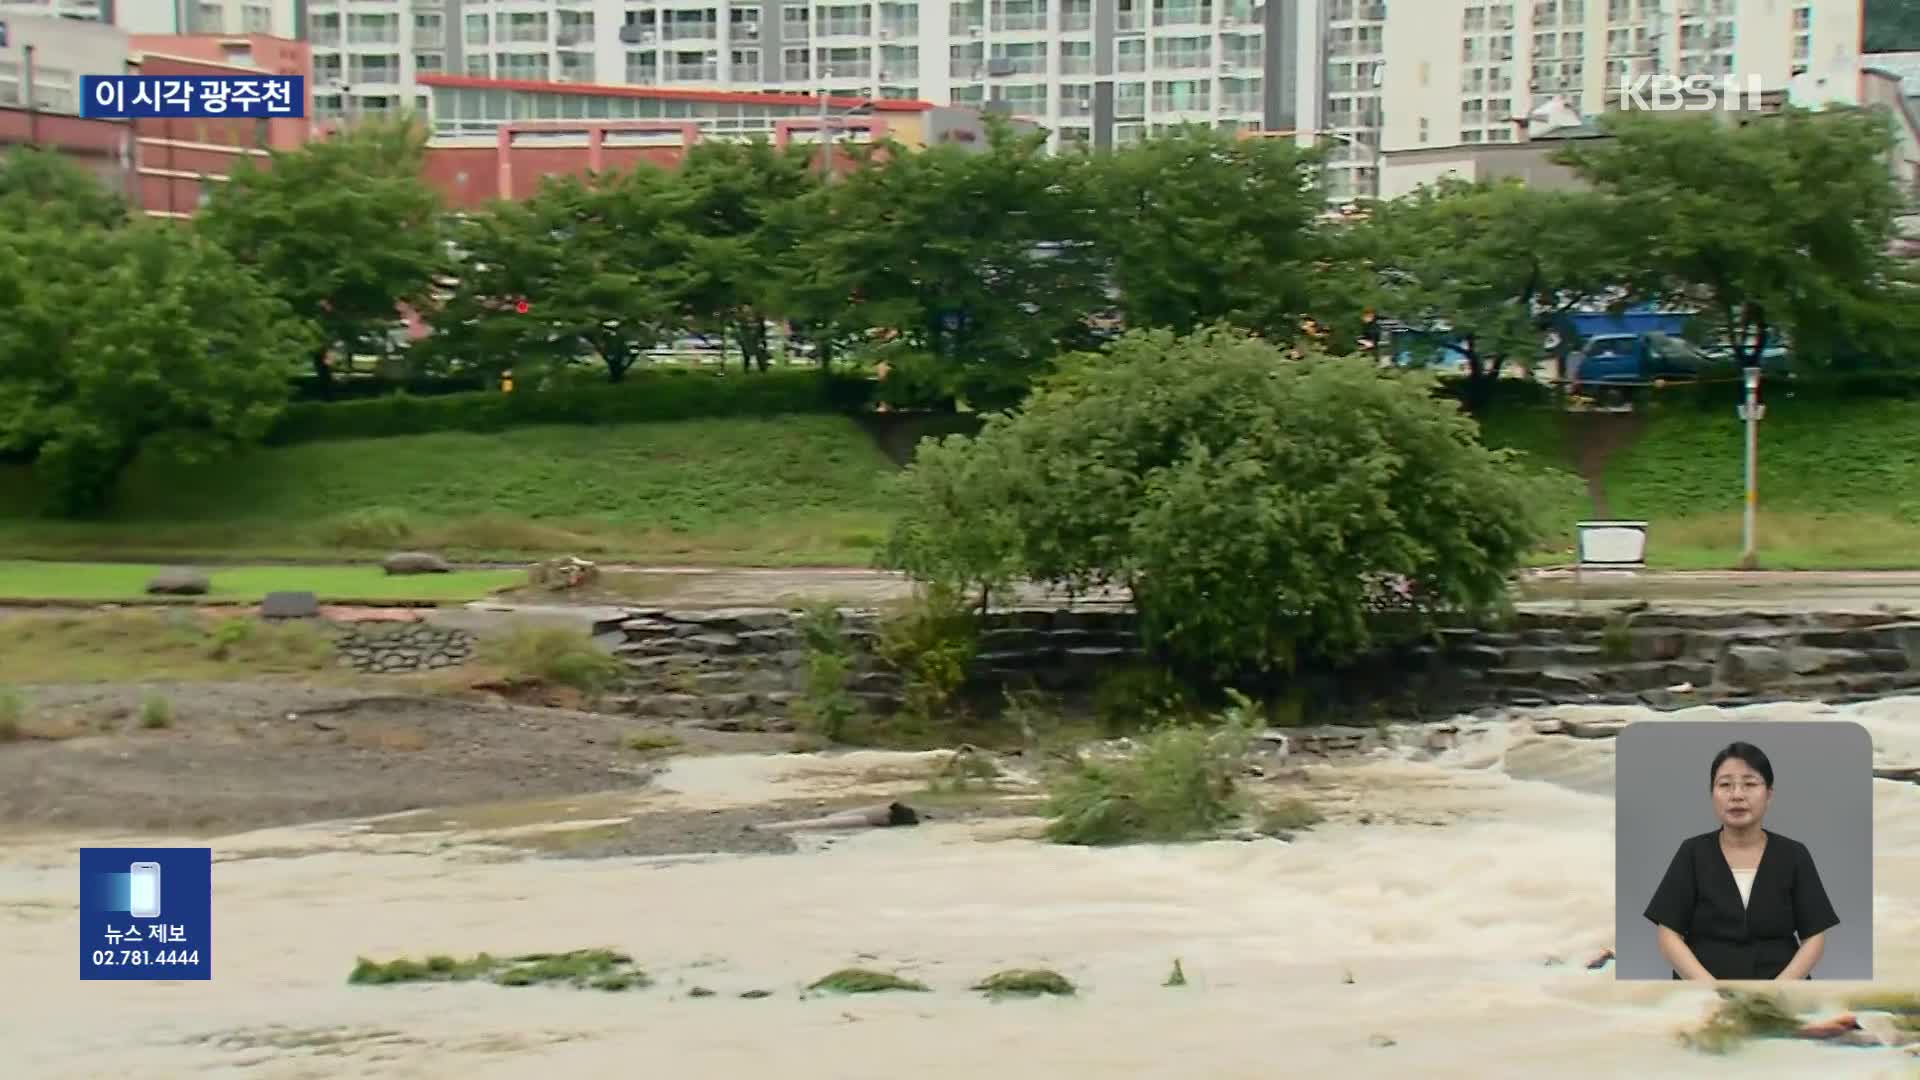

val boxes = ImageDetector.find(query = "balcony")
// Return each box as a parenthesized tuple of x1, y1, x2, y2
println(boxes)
(819, 18, 873, 37)
(310, 29, 342, 46)
(994, 55, 1046, 75)
(949, 59, 982, 78)
(1151, 94, 1210, 112)
(1062, 12, 1092, 31)
(995, 14, 1045, 31)
(948, 14, 984, 34)
(1116, 12, 1145, 32)
(732, 23, 763, 42)
(783, 62, 812, 80)
(346, 29, 400, 46)
(1117, 52, 1146, 72)
(879, 19, 917, 38)
(1060, 54, 1093, 74)
(664, 23, 720, 42)
(1221, 92, 1260, 111)
(1114, 95, 1147, 118)
(1060, 97, 1092, 115)
(668, 63, 720, 81)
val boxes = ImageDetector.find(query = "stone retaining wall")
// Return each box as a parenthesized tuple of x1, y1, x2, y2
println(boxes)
(602, 605, 1920, 731)
(332, 621, 478, 674)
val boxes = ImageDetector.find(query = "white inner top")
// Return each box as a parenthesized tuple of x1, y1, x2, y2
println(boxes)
(1733, 868, 1758, 908)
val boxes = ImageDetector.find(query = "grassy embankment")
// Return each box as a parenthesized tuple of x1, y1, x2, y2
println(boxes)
(0, 415, 899, 568)
(1479, 397, 1920, 570)
(1, 399, 1916, 575)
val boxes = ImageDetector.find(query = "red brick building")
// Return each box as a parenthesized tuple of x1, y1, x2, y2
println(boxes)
(418, 74, 995, 209)
(0, 14, 313, 220)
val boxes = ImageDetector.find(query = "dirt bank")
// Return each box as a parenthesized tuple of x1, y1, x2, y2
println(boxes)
(0, 682, 794, 834)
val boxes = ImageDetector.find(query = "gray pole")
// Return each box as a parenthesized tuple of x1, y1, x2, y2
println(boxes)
(817, 65, 832, 183)
(1739, 365, 1763, 569)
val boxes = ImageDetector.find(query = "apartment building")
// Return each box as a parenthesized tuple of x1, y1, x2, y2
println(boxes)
(0, 1, 301, 34)
(301, 0, 1331, 152)
(1380, 0, 1864, 166)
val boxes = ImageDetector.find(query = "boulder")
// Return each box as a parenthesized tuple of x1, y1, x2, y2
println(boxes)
(145, 569, 210, 596)
(259, 591, 319, 619)
(1720, 644, 1789, 688)
(382, 551, 451, 576)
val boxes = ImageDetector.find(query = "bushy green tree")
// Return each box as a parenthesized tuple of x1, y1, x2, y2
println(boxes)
(673, 139, 818, 371)
(196, 119, 446, 386)
(1088, 125, 1327, 340)
(0, 146, 129, 228)
(1557, 110, 1905, 368)
(428, 167, 691, 383)
(880, 328, 1552, 678)
(0, 222, 315, 514)
(783, 125, 1107, 408)
(1356, 177, 1632, 404)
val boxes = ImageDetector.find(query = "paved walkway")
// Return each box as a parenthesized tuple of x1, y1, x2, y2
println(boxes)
(448, 567, 1920, 619)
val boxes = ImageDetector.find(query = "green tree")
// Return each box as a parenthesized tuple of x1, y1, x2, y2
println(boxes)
(0, 221, 315, 514)
(428, 167, 691, 383)
(880, 327, 1551, 678)
(1356, 177, 1633, 406)
(783, 126, 1108, 409)
(1088, 126, 1327, 340)
(673, 139, 818, 372)
(1557, 110, 1905, 368)
(195, 119, 446, 389)
(0, 146, 129, 228)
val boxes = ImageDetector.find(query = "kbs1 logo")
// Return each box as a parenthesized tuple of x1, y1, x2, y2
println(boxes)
(1615, 72, 1768, 114)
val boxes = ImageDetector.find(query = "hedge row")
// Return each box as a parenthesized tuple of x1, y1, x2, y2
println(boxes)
(266, 368, 876, 444)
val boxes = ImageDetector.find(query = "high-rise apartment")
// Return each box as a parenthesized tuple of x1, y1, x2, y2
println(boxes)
(1380, 1, 1864, 167)
(0, 1, 301, 34)
(301, 1, 1332, 151)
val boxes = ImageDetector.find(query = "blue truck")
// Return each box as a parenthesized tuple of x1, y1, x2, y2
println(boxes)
(1564, 309, 1790, 388)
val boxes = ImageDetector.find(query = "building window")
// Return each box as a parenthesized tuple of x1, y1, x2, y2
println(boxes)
(465, 14, 489, 46)
(243, 4, 273, 33)
(416, 52, 445, 75)
(496, 52, 552, 80)
(1060, 40, 1092, 74)
(415, 13, 444, 47)
(465, 55, 491, 78)
(991, 41, 1048, 75)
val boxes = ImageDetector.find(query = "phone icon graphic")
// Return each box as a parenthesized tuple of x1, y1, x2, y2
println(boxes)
(128, 862, 162, 919)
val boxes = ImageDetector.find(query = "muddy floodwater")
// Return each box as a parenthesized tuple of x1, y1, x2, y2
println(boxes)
(5, 699, 1920, 1078)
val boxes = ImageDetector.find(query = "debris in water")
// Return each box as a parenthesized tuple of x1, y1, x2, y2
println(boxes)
(972, 969, 1076, 999)
(347, 949, 649, 991)
(754, 802, 921, 834)
(1367, 1034, 1396, 1048)
(1585, 948, 1614, 971)
(807, 968, 930, 994)
(1163, 959, 1187, 987)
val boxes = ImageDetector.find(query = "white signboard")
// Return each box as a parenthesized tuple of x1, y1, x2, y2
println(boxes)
(1577, 520, 1649, 568)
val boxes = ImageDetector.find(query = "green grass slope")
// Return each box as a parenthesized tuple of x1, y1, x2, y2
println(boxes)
(1605, 398, 1920, 569)
(0, 416, 900, 566)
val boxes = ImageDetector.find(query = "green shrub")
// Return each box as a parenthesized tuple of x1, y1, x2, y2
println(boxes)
(1044, 693, 1259, 846)
(876, 583, 978, 727)
(140, 694, 173, 729)
(489, 624, 624, 695)
(267, 369, 875, 445)
(794, 602, 859, 741)
(0, 686, 23, 742)
(881, 328, 1551, 679)
(1091, 666, 1190, 733)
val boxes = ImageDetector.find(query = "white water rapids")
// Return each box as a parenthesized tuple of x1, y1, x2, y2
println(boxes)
(4, 698, 1920, 1079)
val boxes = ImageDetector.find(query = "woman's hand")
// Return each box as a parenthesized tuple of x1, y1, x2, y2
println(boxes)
(1774, 932, 1827, 981)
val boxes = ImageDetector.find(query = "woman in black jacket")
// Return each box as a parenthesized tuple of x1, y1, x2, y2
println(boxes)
(1643, 741, 1840, 981)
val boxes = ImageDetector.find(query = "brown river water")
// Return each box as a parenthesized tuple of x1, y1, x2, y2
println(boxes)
(4, 700, 1920, 1079)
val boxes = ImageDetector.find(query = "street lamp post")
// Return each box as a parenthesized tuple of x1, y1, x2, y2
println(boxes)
(1738, 366, 1765, 569)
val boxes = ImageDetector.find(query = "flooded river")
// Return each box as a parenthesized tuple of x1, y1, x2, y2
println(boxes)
(5, 698, 1920, 1078)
